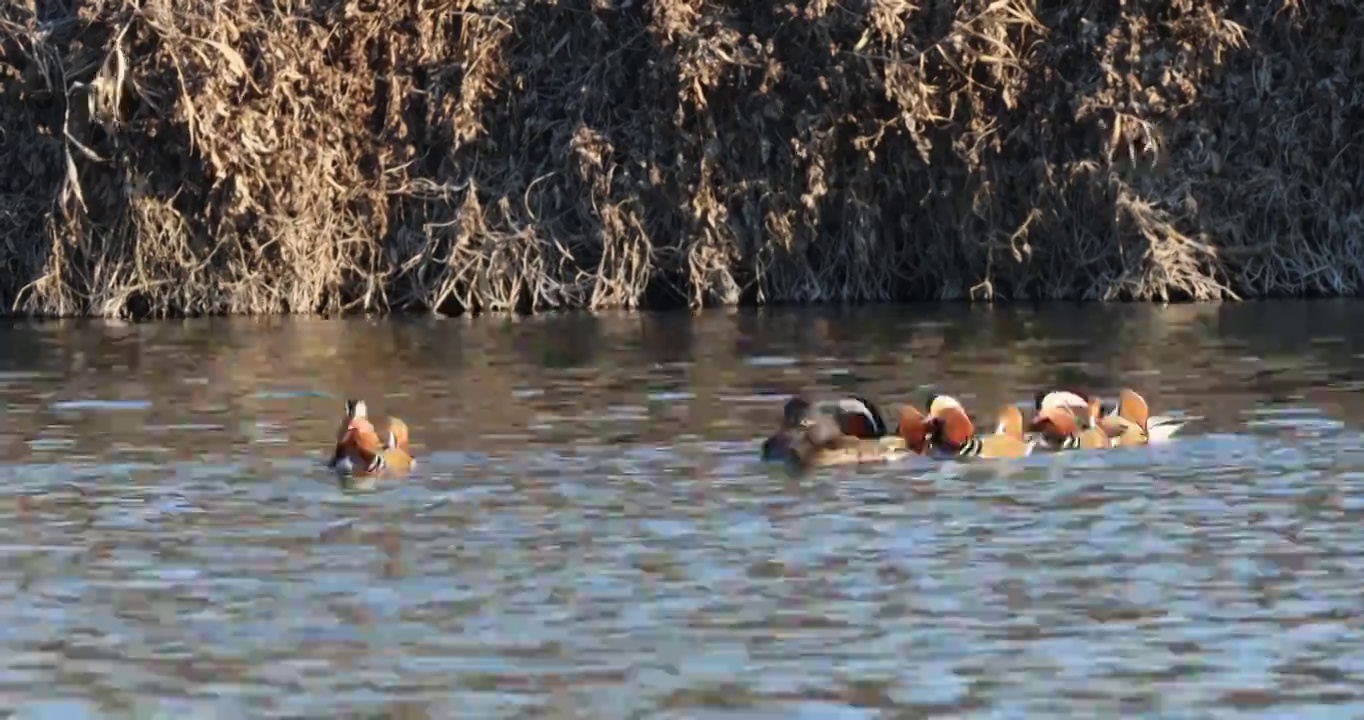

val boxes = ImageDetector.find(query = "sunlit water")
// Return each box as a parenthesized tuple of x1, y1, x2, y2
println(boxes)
(3, 302, 1364, 718)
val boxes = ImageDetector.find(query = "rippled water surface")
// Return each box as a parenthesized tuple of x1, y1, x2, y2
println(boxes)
(5, 302, 1364, 718)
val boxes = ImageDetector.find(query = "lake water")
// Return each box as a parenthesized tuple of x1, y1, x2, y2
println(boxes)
(2, 302, 1364, 718)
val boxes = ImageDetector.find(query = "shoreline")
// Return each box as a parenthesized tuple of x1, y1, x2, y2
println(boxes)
(2, 1, 1359, 319)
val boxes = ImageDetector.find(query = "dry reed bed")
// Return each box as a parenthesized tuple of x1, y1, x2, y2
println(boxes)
(0, 0, 1361, 318)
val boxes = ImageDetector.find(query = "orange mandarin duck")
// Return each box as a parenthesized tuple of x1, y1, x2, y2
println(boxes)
(1029, 402, 1113, 450)
(924, 395, 1034, 459)
(327, 399, 416, 478)
(1096, 388, 1189, 446)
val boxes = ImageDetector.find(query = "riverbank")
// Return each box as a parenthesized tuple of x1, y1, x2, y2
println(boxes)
(1, 0, 1359, 318)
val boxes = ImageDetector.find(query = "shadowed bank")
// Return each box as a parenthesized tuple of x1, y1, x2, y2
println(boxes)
(0, 0, 1360, 319)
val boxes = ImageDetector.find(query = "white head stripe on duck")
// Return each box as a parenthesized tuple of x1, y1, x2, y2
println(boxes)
(345, 399, 368, 419)
(925, 394, 965, 416)
(1038, 391, 1089, 412)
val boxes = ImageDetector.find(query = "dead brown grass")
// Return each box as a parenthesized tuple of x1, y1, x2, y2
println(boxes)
(1, 0, 1361, 318)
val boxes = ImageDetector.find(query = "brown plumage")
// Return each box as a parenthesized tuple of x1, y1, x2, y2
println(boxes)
(1030, 405, 1111, 450)
(1096, 388, 1159, 446)
(1117, 388, 1149, 427)
(837, 411, 874, 439)
(928, 404, 1032, 459)
(996, 405, 1026, 440)
(377, 415, 415, 473)
(895, 404, 931, 455)
(386, 416, 411, 451)
(761, 395, 892, 463)
(786, 414, 908, 468)
(328, 399, 415, 478)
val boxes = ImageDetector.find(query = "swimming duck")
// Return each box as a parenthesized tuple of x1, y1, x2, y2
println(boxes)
(1029, 402, 1113, 450)
(924, 396, 1034, 459)
(785, 412, 910, 468)
(1096, 388, 1187, 445)
(761, 394, 891, 462)
(328, 399, 416, 477)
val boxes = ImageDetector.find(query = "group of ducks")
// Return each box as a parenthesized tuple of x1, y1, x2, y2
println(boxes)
(327, 399, 417, 479)
(324, 388, 1190, 479)
(761, 388, 1190, 468)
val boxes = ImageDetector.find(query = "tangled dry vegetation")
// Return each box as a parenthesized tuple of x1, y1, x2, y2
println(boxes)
(0, 0, 1361, 318)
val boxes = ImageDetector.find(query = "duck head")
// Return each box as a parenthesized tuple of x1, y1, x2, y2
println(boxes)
(784, 414, 847, 467)
(761, 396, 817, 461)
(927, 405, 975, 452)
(1035, 388, 1105, 414)
(1028, 405, 1082, 444)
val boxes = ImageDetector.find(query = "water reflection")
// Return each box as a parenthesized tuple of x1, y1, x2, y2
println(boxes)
(2, 302, 1364, 716)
